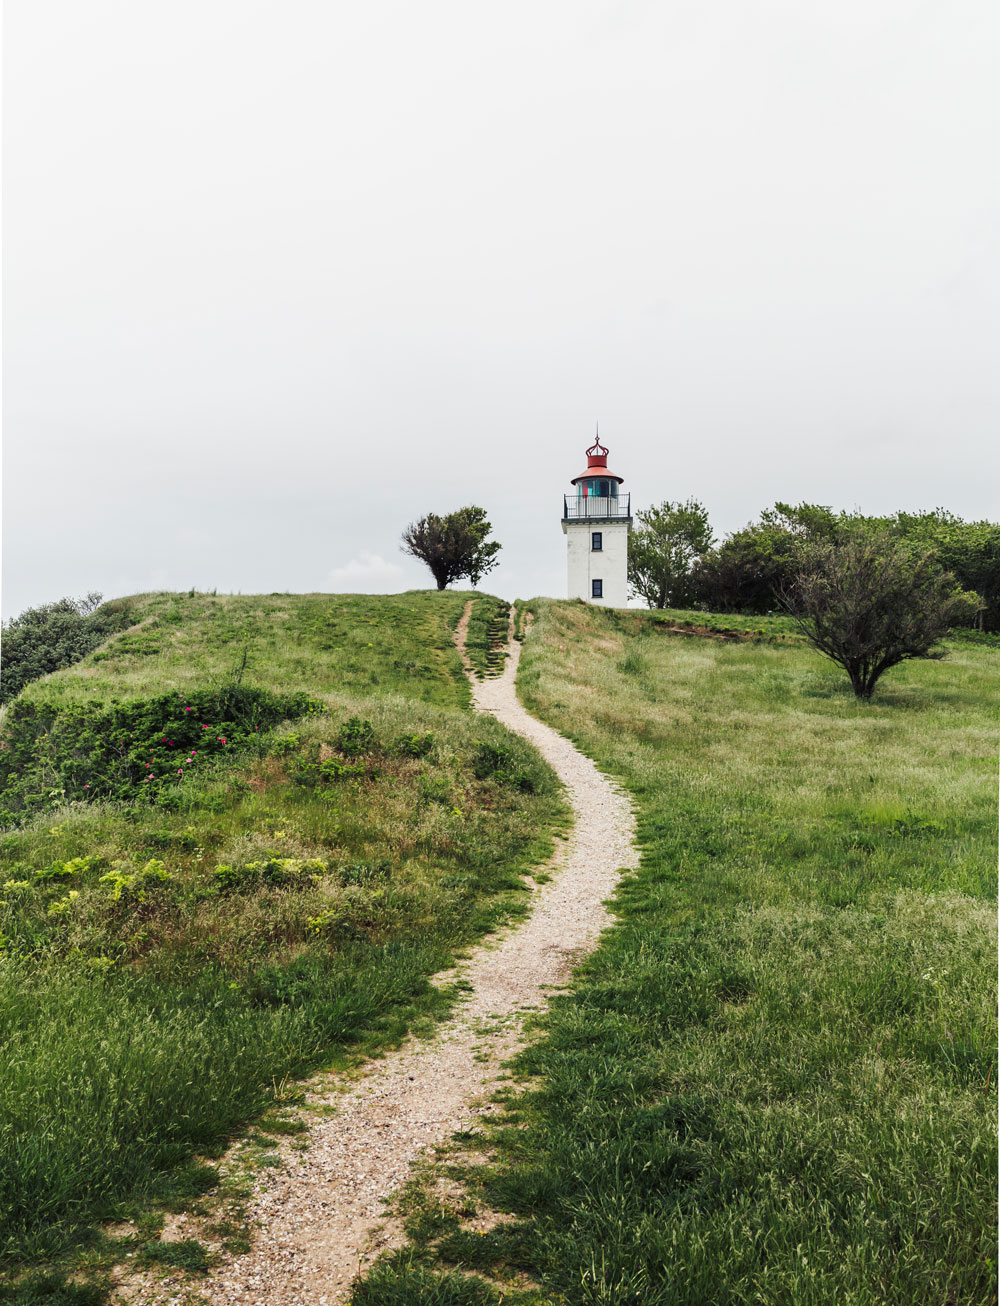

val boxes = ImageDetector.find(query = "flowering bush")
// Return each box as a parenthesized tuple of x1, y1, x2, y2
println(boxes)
(0, 685, 322, 824)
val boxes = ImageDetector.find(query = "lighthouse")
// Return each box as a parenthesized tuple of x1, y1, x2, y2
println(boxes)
(562, 433, 631, 607)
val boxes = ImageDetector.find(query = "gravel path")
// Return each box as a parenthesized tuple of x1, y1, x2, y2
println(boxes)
(157, 604, 636, 1305)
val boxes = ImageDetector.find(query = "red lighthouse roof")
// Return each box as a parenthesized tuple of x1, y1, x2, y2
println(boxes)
(570, 434, 625, 486)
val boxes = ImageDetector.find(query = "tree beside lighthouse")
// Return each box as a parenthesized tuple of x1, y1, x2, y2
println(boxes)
(561, 434, 631, 607)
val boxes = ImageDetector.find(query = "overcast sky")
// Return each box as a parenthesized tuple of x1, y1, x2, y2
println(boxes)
(3, 0, 999, 618)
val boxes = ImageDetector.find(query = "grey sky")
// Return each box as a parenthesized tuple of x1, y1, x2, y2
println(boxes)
(4, 0, 999, 618)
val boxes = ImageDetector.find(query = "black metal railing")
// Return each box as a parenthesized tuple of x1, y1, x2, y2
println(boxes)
(563, 494, 631, 521)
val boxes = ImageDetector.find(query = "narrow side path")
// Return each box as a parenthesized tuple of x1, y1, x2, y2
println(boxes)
(162, 605, 636, 1305)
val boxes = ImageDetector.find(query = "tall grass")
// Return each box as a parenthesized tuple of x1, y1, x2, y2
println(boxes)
(0, 592, 566, 1289)
(358, 599, 998, 1306)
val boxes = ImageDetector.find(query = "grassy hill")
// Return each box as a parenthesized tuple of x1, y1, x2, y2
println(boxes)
(361, 599, 998, 1306)
(0, 591, 565, 1297)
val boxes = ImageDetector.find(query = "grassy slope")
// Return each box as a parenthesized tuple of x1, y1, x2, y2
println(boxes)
(0, 592, 566, 1289)
(359, 599, 998, 1306)
(18, 590, 475, 710)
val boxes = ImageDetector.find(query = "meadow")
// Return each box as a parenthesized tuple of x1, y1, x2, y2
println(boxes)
(360, 600, 999, 1306)
(0, 591, 565, 1299)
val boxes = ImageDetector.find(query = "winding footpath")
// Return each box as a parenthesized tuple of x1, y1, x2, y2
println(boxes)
(128, 607, 636, 1305)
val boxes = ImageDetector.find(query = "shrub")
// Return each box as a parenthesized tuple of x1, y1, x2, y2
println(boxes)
(293, 757, 364, 786)
(618, 649, 647, 676)
(0, 685, 322, 824)
(0, 594, 133, 704)
(268, 732, 302, 757)
(336, 716, 377, 756)
(213, 856, 325, 893)
(98, 859, 173, 904)
(307, 884, 413, 942)
(418, 773, 454, 805)
(393, 732, 436, 758)
(784, 526, 981, 699)
(339, 860, 391, 886)
(473, 741, 536, 792)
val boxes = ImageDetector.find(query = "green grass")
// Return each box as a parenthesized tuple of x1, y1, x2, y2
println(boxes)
(464, 596, 511, 679)
(17, 590, 475, 711)
(632, 604, 804, 640)
(359, 598, 998, 1306)
(0, 591, 566, 1294)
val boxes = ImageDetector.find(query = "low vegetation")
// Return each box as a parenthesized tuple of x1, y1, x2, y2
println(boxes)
(0, 591, 565, 1298)
(361, 599, 998, 1305)
(464, 596, 511, 679)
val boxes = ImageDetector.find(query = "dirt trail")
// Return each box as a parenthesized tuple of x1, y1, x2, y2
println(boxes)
(147, 602, 636, 1305)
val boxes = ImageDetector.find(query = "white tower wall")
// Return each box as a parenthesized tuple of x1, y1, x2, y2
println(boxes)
(563, 519, 629, 607)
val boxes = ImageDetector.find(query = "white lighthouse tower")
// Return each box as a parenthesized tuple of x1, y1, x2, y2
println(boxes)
(561, 432, 631, 607)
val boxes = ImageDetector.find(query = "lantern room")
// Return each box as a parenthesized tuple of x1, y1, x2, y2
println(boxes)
(563, 435, 631, 522)
(571, 436, 625, 501)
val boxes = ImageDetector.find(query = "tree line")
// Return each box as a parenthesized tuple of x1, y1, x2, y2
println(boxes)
(629, 500, 999, 631)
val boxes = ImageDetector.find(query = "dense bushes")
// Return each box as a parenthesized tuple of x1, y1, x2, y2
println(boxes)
(683, 504, 999, 629)
(0, 595, 134, 704)
(0, 685, 321, 824)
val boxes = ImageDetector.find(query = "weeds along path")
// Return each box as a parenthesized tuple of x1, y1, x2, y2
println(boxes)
(176, 602, 636, 1306)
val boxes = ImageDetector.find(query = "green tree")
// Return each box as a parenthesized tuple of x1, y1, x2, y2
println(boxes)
(627, 499, 714, 609)
(401, 506, 501, 591)
(691, 502, 835, 613)
(886, 510, 999, 631)
(784, 525, 979, 700)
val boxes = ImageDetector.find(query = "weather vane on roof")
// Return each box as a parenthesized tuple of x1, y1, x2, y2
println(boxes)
(587, 423, 608, 459)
